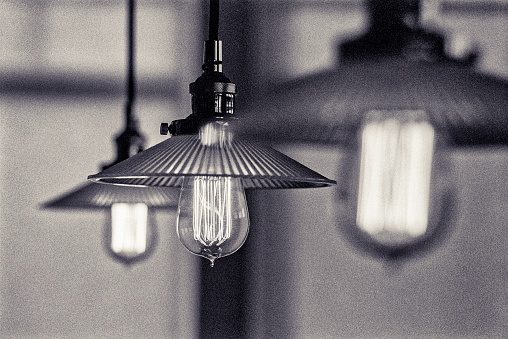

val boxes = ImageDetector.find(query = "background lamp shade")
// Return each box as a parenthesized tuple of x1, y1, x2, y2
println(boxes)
(43, 182, 179, 265)
(239, 0, 508, 146)
(43, 182, 179, 208)
(241, 58, 508, 147)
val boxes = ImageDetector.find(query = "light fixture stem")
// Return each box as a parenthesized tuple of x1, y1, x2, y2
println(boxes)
(103, 0, 145, 170)
(126, 0, 136, 127)
(209, 0, 219, 41)
(203, 0, 222, 72)
(161, 0, 234, 136)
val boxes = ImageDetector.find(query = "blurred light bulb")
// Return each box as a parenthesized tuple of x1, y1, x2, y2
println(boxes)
(176, 176, 249, 266)
(357, 113, 435, 246)
(108, 203, 153, 265)
(338, 110, 452, 258)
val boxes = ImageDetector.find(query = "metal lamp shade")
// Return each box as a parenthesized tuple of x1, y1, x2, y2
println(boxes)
(88, 134, 336, 189)
(241, 57, 508, 147)
(43, 182, 179, 209)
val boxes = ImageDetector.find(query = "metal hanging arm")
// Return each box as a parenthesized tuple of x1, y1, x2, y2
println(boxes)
(209, 0, 219, 41)
(127, 0, 136, 110)
(103, 0, 145, 170)
(203, 0, 223, 72)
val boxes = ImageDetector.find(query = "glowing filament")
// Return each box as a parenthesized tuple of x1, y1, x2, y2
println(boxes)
(111, 203, 148, 257)
(176, 174, 249, 266)
(356, 114, 435, 244)
(193, 176, 232, 246)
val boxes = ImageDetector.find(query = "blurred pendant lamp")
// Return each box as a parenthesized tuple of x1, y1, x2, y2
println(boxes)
(88, 0, 336, 267)
(240, 0, 508, 260)
(43, 0, 179, 266)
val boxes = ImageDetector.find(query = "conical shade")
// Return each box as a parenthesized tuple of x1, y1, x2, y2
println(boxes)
(43, 182, 179, 209)
(88, 134, 336, 188)
(239, 57, 508, 146)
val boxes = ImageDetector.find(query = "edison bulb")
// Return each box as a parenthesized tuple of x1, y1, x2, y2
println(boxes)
(174, 121, 250, 266)
(338, 109, 452, 258)
(356, 113, 435, 246)
(108, 203, 154, 265)
(176, 176, 249, 266)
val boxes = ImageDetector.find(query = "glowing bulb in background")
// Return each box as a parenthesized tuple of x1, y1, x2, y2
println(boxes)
(338, 109, 452, 257)
(109, 203, 152, 264)
(356, 112, 435, 246)
(176, 121, 250, 266)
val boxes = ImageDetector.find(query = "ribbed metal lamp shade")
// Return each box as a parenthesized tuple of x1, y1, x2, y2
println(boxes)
(88, 134, 335, 188)
(241, 57, 508, 147)
(43, 182, 179, 209)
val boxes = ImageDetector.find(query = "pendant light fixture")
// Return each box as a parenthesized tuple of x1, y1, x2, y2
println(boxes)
(239, 0, 508, 260)
(43, 0, 179, 266)
(88, 0, 336, 267)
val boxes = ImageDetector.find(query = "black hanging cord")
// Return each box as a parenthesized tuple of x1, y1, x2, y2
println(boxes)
(209, 0, 219, 41)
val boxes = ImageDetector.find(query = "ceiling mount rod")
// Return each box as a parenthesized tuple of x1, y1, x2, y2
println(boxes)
(209, 0, 219, 41)
(105, 0, 145, 169)
(125, 0, 137, 128)
(202, 0, 223, 73)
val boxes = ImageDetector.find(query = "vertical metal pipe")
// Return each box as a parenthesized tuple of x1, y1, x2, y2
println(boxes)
(126, 0, 136, 125)
(209, 0, 219, 41)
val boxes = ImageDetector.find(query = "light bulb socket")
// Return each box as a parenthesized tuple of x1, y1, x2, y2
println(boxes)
(189, 68, 236, 119)
(103, 106, 146, 170)
(163, 40, 237, 136)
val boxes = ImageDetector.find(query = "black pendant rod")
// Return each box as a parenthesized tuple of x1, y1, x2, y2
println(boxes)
(104, 0, 145, 169)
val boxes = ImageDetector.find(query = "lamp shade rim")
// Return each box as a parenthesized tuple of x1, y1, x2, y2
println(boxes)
(87, 134, 336, 189)
(88, 173, 336, 188)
